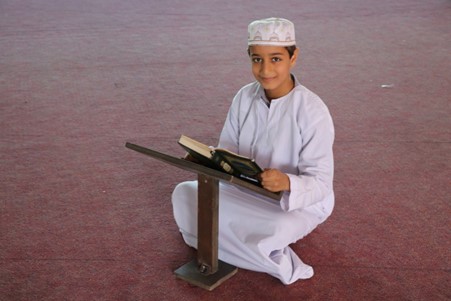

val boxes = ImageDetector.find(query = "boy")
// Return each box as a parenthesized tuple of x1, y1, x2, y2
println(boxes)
(172, 17, 334, 284)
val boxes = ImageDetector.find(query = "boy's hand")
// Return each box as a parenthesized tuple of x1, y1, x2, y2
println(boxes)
(259, 168, 290, 192)
(183, 153, 199, 163)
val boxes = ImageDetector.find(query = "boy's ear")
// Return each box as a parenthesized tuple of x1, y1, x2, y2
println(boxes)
(290, 47, 300, 66)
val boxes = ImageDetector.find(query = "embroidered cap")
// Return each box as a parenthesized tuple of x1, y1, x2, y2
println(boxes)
(248, 17, 296, 46)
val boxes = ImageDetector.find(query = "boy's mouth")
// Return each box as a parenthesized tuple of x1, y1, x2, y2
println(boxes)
(260, 76, 276, 83)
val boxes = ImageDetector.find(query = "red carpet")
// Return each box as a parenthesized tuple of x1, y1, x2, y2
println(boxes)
(1, 0, 450, 300)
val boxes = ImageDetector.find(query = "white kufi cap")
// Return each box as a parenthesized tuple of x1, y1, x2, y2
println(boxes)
(248, 17, 296, 46)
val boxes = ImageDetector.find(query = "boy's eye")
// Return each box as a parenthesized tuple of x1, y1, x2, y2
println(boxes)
(252, 57, 262, 63)
(272, 57, 282, 62)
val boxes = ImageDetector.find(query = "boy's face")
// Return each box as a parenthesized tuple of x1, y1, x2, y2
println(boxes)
(249, 45, 298, 100)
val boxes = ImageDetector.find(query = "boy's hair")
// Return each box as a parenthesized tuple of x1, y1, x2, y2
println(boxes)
(247, 45, 297, 58)
(285, 45, 297, 58)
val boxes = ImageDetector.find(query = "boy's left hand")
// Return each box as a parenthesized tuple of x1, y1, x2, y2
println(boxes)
(259, 168, 290, 192)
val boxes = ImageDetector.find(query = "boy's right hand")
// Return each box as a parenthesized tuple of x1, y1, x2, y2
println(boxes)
(183, 153, 199, 163)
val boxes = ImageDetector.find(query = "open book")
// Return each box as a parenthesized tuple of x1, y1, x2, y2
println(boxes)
(178, 135, 263, 185)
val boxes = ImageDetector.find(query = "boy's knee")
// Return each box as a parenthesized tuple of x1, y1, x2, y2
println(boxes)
(172, 181, 198, 205)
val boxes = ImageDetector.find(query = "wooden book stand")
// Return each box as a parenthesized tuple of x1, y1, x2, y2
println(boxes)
(125, 142, 282, 290)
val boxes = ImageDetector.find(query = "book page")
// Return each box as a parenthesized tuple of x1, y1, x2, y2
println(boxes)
(179, 135, 212, 158)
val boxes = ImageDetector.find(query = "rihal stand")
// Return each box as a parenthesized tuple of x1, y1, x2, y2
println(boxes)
(125, 142, 281, 290)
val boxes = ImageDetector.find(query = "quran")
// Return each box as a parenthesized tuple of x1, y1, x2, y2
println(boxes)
(178, 135, 263, 185)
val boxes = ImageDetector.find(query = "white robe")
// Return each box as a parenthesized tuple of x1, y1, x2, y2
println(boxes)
(172, 76, 335, 284)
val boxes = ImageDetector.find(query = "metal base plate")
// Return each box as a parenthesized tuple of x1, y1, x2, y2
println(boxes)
(174, 259, 238, 291)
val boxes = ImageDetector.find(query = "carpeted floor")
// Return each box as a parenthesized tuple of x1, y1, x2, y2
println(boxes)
(0, 0, 450, 300)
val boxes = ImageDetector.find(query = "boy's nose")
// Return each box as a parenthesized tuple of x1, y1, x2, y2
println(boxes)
(260, 61, 273, 76)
